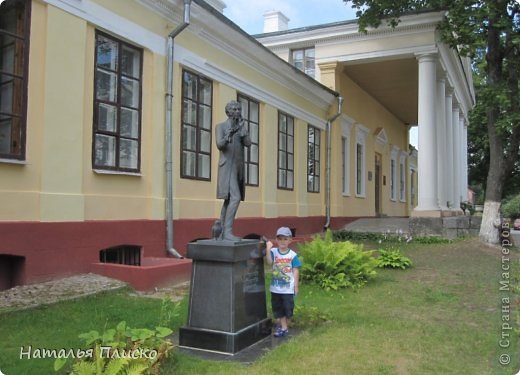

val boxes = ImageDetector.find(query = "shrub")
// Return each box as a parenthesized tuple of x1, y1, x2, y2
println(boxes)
(502, 193, 520, 219)
(377, 247, 412, 269)
(299, 229, 378, 290)
(54, 321, 174, 375)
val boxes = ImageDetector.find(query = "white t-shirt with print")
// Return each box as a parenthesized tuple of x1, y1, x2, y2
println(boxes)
(269, 247, 302, 294)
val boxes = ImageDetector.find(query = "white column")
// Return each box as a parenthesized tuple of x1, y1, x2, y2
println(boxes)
(460, 116, 468, 201)
(462, 122, 469, 202)
(452, 106, 461, 209)
(436, 74, 448, 210)
(445, 88, 455, 209)
(415, 54, 439, 212)
(458, 116, 466, 203)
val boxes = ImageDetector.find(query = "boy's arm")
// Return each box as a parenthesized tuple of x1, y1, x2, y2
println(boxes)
(293, 267, 299, 295)
(265, 240, 273, 265)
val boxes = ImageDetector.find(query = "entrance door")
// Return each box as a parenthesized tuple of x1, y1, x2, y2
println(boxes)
(375, 153, 382, 216)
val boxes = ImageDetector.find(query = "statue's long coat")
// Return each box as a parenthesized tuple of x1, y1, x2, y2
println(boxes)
(215, 118, 251, 201)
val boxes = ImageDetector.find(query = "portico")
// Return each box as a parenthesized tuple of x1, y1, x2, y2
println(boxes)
(256, 10, 475, 220)
(413, 50, 473, 217)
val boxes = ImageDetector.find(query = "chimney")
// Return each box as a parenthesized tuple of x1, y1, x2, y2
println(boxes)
(206, 0, 226, 13)
(263, 10, 290, 33)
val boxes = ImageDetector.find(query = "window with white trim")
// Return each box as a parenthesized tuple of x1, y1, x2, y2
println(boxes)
(307, 125, 320, 193)
(181, 69, 212, 180)
(238, 93, 259, 186)
(355, 126, 367, 197)
(399, 154, 406, 202)
(291, 47, 315, 78)
(341, 121, 352, 196)
(390, 147, 398, 201)
(278, 111, 294, 190)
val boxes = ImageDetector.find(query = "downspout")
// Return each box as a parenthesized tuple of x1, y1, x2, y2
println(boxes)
(166, 0, 192, 258)
(324, 95, 344, 230)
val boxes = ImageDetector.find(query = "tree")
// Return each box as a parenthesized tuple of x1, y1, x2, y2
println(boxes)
(345, 0, 520, 243)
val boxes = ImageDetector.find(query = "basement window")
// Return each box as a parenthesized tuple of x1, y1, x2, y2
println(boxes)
(99, 245, 141, 266)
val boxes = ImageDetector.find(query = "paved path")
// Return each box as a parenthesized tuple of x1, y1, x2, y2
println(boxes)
(343, 218, 410, 234)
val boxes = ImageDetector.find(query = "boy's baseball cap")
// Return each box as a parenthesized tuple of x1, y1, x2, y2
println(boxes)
(276, 227, 292, 237)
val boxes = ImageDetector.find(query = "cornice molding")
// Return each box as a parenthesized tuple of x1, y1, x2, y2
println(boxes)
(257, 14, 441, 50)
(176, 45, 330, 128)
(196, 28, 334, 109)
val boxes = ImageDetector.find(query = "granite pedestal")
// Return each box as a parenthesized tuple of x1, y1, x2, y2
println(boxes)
(179, 239, 271, 355)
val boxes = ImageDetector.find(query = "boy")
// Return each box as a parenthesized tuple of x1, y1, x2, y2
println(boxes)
(265, 227, 301, 337)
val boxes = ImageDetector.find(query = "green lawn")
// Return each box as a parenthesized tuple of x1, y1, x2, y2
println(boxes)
(0, 238, 518, 375)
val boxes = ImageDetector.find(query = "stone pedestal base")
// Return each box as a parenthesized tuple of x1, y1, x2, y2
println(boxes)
(179, 239, 271, 355)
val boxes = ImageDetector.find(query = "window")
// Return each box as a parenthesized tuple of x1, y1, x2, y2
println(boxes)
(390, 147, 398, 201)
(356, 143, 363, 196)
(0, 0, 30, 160)
(355, 126, 367, 197)
(399, 154, 406, 202)
(291, 47, 315, 78)
(238, 94, 259, 186)
(93, 31, 142, 172)
(307, 125, 320, 193)
(341, 122, 352, 196)
(181, 70, 212, 180)
(342, 137, 349, 195)
(390, 158, 396, 200)
(278, 111, 294, 190)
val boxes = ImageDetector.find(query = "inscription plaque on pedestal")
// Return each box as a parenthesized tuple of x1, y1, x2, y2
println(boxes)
(179, 239, 271, 354)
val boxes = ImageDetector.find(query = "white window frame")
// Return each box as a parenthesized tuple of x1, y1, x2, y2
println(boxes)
(390, 146, 399, 201)
(399, 152, 407, 202)
(355, 124, 368, 198)
(341, 117, 353, 196)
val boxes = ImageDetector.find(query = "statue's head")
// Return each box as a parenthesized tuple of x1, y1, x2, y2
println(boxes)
(225, 100, 242, 118)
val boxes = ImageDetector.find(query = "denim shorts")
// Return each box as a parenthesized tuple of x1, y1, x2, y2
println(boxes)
(271, 292, 295, 319)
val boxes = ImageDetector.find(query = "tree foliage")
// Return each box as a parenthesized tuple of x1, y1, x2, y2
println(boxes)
(346, 0, 520, 242)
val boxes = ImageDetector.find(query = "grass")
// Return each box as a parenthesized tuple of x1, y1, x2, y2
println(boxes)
(0, 238, 518, 375)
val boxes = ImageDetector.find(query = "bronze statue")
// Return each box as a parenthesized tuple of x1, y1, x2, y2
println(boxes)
(215, 100, 251, 241)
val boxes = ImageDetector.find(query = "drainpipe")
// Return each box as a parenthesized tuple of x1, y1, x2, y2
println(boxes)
(165, 0, 192, 258)
(324, 95, 344, 230)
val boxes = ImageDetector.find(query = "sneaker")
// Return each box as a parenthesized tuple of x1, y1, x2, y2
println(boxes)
(274, 328, 288, 337)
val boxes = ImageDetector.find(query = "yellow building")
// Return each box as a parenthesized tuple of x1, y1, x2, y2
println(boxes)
(256, 11, 474, 219)
(0, 0, 473, 288)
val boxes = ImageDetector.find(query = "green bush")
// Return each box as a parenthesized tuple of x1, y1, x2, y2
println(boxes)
(299, 229, 378, 290)
(54, 321, 174, 375)
(377, 247, 412, 269)
(502, 193, 520, 219)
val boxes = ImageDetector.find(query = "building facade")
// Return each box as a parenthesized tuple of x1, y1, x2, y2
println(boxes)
(0, 0, 473, 288)
(256, 10, 474, 219)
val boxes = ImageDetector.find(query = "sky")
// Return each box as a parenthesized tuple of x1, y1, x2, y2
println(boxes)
(222, 0, 359, 35)
(222, 0, 419, 147)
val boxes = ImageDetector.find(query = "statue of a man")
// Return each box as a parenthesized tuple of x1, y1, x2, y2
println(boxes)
(215, 100, 251, 241)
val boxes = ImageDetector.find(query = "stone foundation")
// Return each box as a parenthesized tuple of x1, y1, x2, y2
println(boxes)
(409, 216, 482, 239)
